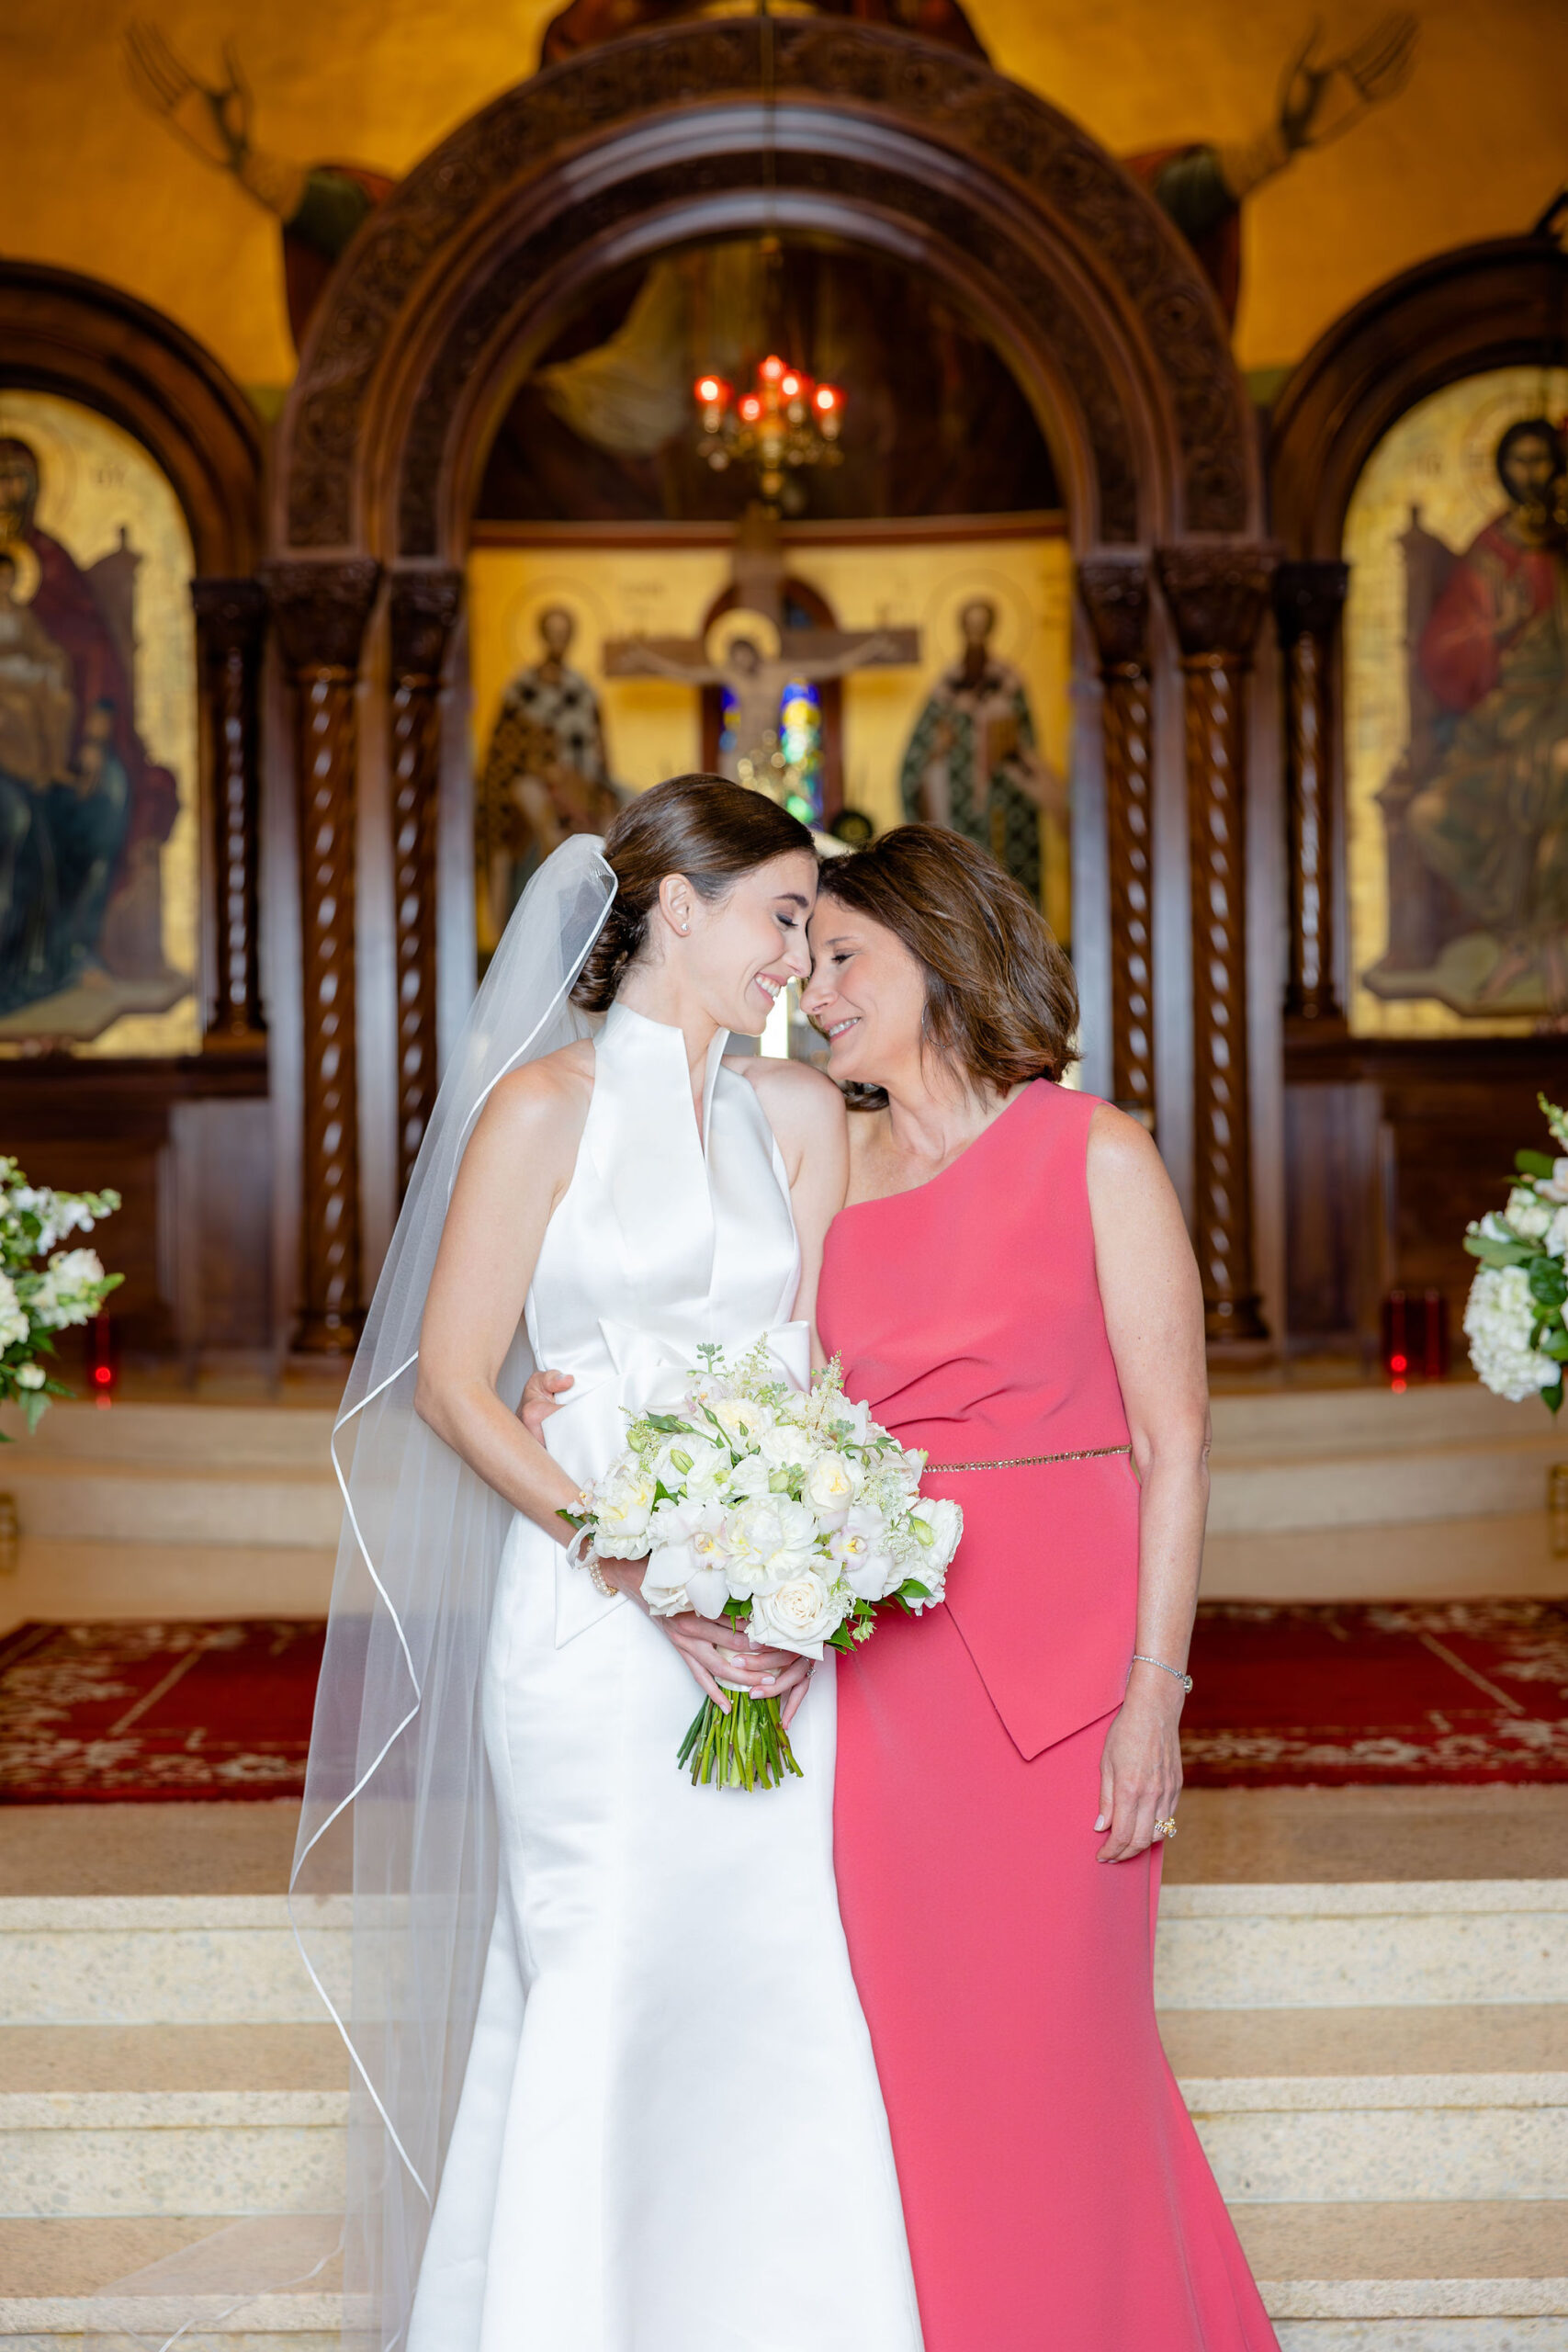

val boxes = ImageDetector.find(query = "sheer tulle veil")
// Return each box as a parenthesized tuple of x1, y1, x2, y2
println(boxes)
(289, 835, 616, 2347)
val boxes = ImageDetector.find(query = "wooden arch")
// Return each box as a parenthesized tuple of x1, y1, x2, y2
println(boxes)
(0, 261, 264, 575)
(265, 19, 1282, 1359)
(275, 17, 1257, 559)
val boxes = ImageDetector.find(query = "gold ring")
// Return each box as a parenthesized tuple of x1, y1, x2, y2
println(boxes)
(1155, 1816, 1178, 1839)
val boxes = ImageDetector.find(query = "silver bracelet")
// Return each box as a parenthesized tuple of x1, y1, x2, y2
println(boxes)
(1131, 1652, 1192, 1693)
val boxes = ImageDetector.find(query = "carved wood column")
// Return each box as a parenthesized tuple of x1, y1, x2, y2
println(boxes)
(1274, 560, 1349, 1028)
(1155, 544, 1278, 1350)
(389, 569, 463, 1198)
(191, 579, 268, 1046)
(1078, 558, 1155, 1126)
(262, 558, 381, 1353)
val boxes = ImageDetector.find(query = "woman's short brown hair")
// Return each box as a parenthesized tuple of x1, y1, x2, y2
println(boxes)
(572, 775, 814, 1012)
(815, 825, 1078, 1107)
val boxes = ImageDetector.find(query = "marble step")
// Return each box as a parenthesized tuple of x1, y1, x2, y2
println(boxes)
(6, 1884, 1565, 2027)
(6, 2009, 1567, 2218)
(1155, 1883, 1568, 2011)
(0, 2212, 344, 2345)
(1239, 2200, 1568, 2336)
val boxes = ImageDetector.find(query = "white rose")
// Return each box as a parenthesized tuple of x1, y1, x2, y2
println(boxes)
(759, 1422, 814, 1470)
(803, 1450, 861, 1521)
(17, 1363, 44, 1390)
(592, 1464, 659, 1555)
(748, 1569, 843, 1657)
(1548, 1205, 1568, 1260)
(1506, 1187, 1554, 1240)
(652, 1433, 728, 1494)
(710, 1396, 773, 1446)
(724, 1453, 773, 1500)
(908, 1496, 963, 1574)
(726, 1497, 819, 1594)
(1463, 1265, 1560, 1403)
(826, 1396, 872, 1448)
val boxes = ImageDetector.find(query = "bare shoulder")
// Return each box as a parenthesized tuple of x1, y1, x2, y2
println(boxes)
(737, 1055, 846, 1141)
(1085, 1099, 1171, 1202)
(470, 1038, 594, 1156)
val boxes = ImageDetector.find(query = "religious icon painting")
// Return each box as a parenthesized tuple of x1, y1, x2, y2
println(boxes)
(1344, 365, 1568, 1036)
(0, 390, 197, 1054)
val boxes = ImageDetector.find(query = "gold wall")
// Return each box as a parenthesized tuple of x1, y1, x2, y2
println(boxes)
(468, 531, 1075, 929)
(8, 1, 1564, 395)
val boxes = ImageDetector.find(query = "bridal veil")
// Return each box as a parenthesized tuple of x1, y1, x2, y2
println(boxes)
(290, 835, 615, 2347)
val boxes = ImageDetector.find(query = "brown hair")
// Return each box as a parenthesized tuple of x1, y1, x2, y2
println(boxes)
(815, 824, 1078, 1108)
(572, 775, 814, 1011)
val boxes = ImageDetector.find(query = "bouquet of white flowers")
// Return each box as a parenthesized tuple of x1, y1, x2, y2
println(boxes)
(0, 1157, 123, 1433)
(562, 1339, 962, 1791)
(1462, 1095, 1568, 1412)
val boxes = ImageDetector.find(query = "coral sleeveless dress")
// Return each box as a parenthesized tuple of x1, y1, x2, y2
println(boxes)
(819, 1080, 1277, 2352)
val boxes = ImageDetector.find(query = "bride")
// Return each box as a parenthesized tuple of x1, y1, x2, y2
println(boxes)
(293, 778, 921, 2352)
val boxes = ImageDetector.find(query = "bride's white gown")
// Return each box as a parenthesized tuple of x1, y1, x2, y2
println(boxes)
(407, 1001, 922, 2352)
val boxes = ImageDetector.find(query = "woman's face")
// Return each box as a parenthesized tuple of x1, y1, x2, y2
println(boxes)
(682, 849, 817, 1035)
(803, 897, 927, 1085)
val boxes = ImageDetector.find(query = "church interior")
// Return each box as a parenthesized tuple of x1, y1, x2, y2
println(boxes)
(2, 0, 1568, 2339)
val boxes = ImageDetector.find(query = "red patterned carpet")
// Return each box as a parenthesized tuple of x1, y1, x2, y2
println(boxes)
(1182, 1601, 1568, 1786)
(1, 1602, 1565, 1800)
(0, 1620, 324, 1803)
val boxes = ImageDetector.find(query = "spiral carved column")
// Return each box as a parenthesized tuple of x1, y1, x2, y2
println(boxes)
(1078, 558, 1155, 1127)
(389, 570, 463, 1199)
(191, 579, 268, 1047)
(1275, 560, 1348, 1028)
(262, 558, 381, 1354)
(1156, 544, 1278, 1351)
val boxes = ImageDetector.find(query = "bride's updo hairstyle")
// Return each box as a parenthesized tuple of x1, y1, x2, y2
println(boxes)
(815, 824, 1078, 1110)
(572, 775, 815, 1012)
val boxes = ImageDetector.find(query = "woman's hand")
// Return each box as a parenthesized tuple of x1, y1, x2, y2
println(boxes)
(1095, 1663, 1184, 1861)
(518, 1366, 574, 1438)
(594, 1558, 814, 1715)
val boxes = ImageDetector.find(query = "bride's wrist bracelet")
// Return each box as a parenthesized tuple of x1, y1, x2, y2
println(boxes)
(1130, 1652, 1193, 1694)
(565, 1521, 618, 1600)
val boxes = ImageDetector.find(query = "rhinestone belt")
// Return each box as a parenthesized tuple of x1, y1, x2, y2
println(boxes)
(925, 1442, 1132, 1473)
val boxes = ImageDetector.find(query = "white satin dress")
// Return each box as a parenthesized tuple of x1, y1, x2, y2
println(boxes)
(407, 1001, 922, 2352)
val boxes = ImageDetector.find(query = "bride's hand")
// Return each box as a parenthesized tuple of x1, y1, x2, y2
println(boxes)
(594, 1559, 813, 1713)
(518, 1366, 574, 1438)
(1094, 1666, 1183, 1862)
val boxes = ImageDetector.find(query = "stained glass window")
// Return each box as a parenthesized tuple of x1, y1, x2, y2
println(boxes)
(719, 677, 824, 825)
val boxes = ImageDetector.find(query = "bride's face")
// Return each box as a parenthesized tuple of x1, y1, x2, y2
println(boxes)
(802, 898, 927, 1083)
(677, 849, 817, 1035)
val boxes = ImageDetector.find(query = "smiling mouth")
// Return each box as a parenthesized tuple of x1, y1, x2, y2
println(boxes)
(755, 974, 786, 1003)
(824, 1016, 859, 1041)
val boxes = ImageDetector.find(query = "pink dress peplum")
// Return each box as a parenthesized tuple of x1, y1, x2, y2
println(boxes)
(820, 1078, 1279, 2352)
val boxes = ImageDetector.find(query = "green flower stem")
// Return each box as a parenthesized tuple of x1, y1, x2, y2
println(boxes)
(677, 1692, 804, 1791)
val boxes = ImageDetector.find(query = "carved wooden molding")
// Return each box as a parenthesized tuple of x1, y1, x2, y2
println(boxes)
(278, 18, 1250, 555)
(191, 578, 268, 1047)
(1275, 560, 1348, 1027)
(1156, 542, 1278, 1348)
(261, 558, 381, 1352)
(389, 569, 464, 1198)
(1078, 557, 1155, 1125)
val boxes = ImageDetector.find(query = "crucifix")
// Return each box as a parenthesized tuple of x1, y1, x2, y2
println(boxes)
(602, 506, 919, 806)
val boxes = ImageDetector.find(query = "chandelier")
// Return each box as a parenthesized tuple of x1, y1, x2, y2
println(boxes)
(694, 355, 844, 508)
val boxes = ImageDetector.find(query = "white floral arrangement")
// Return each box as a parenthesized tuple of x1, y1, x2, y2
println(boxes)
(0, 1157, 123, 1433)
(563, 1340, 962, 1790)
(1462, 1096, 1568, 1411)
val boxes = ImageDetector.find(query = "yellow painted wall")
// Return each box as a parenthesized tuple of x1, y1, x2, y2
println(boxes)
(468, 532, 1075, 922)
(6, 1, 1565, 393)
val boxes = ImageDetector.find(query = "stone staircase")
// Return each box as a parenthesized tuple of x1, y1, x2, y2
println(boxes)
(2, 1878, 1565, 2348)
(3, 1378, 1563, 1638)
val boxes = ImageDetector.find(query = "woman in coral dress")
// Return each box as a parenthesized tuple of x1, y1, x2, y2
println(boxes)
(800, 826, 1278, 2352)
